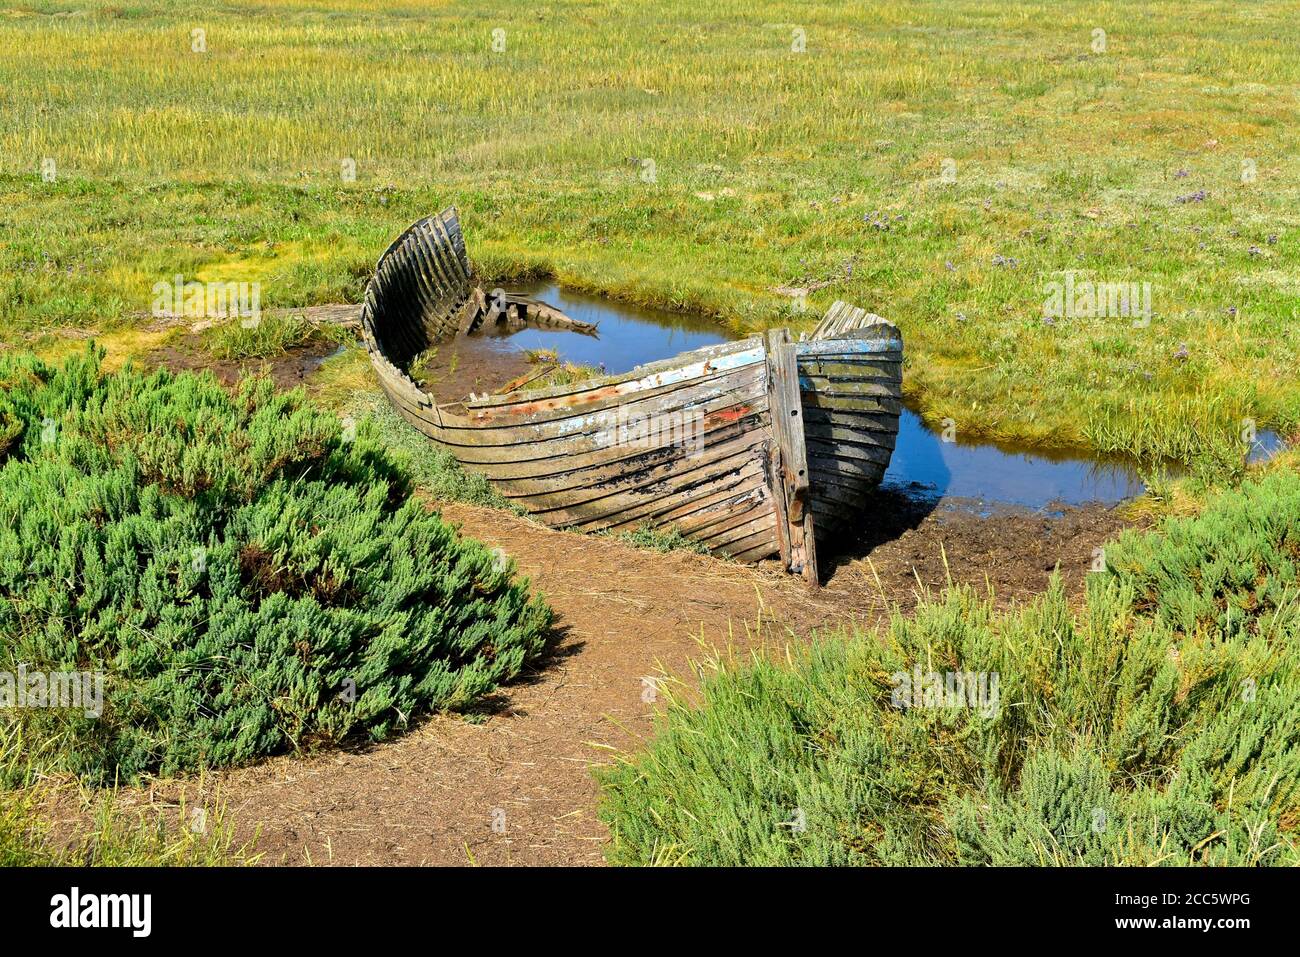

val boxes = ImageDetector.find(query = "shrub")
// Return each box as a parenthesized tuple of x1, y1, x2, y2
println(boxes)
(597, 472, 1300, 866)
(0, 346, 551, 783)
(348, 393, 513, 509)
(1103, 469, 1300, 638)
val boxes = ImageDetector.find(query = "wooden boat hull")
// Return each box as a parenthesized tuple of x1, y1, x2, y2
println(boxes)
(361, 209, 903, 579)
(800, 303, 903, 533)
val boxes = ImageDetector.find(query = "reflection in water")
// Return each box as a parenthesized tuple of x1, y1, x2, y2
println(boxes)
(496, 283, 730, 373)
(482, 285, 1286, 511)
(1248, 429, 1287, 465)
(881, 408, 1144, 510)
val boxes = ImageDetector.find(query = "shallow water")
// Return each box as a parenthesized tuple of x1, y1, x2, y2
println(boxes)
(493, 282, 730, 373)
(486, 285, 1284, 510)
(881, 409, 1145, 510)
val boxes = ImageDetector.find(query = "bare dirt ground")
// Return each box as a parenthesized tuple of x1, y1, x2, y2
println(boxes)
(130, 490, 1131, 866)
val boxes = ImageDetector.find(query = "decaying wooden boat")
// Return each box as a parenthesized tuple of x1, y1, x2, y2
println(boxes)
(361, 208, 903, 583)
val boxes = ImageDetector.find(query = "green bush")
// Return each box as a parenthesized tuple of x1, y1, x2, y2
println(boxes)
(1103, 470, 1300, 638)
(348, 393, 514, 510)
(597, 473, 1300, 866)
(0, 347, 551, 783)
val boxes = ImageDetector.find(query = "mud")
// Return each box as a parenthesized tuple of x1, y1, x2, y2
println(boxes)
(413, 337, 536, 405)
(143, 333, 343, 391)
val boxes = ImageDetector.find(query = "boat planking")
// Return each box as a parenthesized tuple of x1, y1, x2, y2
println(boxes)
(361, 208, 903, 584)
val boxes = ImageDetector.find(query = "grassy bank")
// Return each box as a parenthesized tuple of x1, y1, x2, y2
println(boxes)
(1, 1, 1297, 467)
(597, 467, 1300, 865)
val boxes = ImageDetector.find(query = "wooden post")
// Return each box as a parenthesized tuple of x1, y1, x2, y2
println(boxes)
(766, 329, 819, 587)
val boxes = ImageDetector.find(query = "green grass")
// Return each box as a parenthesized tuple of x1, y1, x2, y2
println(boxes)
(1, 1, 1297, 470)
(204, 313, 349, 362)
(596, 468, 1300, 865)
(606, 523, 711, 555)
(0, 725, 255, 866)
(346, 391, 516, 509)
(0, 346, 551, 782)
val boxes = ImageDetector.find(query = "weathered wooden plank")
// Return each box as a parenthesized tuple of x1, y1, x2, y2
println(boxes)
(766, 329, 818, 587)
(438, 363, 767, 446)
(802, 406, 900, 431)
(522, 431, 770, 521)
(575, 459, 769, 533)
(798, 393, 904, 415)
(663, 487, 770, 538)
(712, 522, 781, 559)
(476, 412, 766, 497)
(451, 395, 770, 472)
(465, 404, 768, 488)
(796, 374, 900, 397)
(810, 466, 888, 495)
(796, 358, 903, 377)
(806, 441, 895, 469)
(801, 332, 900, 354)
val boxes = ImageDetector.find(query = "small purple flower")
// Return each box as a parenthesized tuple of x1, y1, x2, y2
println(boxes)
(1174, 168, 1190, 179)
(945, 260, 956, 271)
(1173, 343, 1189, 362)
(1176, 190, 1207, 204)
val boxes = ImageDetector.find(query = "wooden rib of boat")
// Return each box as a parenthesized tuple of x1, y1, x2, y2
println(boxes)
(361, 208, 903, 583)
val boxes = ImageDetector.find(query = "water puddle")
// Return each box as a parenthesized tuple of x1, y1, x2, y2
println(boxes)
(446, 284, 1285, 512)
(881, 409, 1146, 512)
(489, 282, 731, 373)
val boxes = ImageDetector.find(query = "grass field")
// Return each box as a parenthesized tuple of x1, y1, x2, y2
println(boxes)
(2, 0, 1298, 466)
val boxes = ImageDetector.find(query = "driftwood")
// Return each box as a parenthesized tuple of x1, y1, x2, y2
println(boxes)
(466, 291, 597, 338)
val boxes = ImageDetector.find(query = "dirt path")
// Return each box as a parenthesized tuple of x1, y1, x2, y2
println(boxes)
(132, 493, 1129, 866)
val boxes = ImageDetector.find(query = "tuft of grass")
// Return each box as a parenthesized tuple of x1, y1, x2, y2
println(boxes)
(346, 391, 517, 510)
(0, 726, 256, 866)
(597, 468, 1300, 866)
(522, 348, 559, 365)
(531, 361, 602, 389)
(204, 314, 348, 362)
(607, 523, 711, 555)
